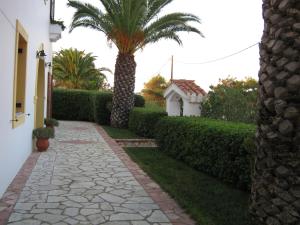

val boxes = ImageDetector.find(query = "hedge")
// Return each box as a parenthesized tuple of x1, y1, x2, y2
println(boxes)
(128, 108, 167, 138)
(52, 89, 145, 125)
(155, 117, 255, 190)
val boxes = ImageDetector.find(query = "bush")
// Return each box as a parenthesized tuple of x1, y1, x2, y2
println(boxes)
(53, 89, 145, 125)
(52, 89, 95, 121)
(129, 108, 167, 138)
(33, 127, 55, 139)
(93, 92, 112, 124)
(155, 117, 255, 190)
(134, 95, 145, 107)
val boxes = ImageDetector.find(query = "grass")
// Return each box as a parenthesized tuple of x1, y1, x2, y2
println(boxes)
(144, 101, 165, 111)
(125, 147, 252, 225)
(102, 125, 140, 139)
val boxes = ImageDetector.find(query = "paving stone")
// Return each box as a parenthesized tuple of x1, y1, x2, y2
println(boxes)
(34, 214, 66, 223)
(48, 190, 68, 196)
(122, 203, 159, 211)
(6, 121, 171, 224)
(14, 203, 35, 210)
(104, 222, 130, 225)
(63, 218, 78, 225)
(46, 209, 63, 215)
(100, 202, 113, 211)
(87, 214, 106, 224)
(110, 212, 144, 221)
(36, 203, 60, 209)
(132, 222, 151, 225)
(47, 196, 68, 202)
(64, 207, 79, 217)
(80, 208, 101, 216)
(68, 196, 88, 203)
(31, 209, 45, 214)
(99, 193, 125, 203)
(147, 210, 170, 223)
(8, 213, 33, 222)
(8, 219, 41, 225)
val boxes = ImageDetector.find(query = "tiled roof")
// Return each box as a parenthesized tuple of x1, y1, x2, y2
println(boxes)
(172, 79, 206, 96)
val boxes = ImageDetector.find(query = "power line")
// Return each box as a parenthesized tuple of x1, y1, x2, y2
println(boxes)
(155, 57, 171, 75)
(176, 42, 259, 65)
(0, 7, 15, 30)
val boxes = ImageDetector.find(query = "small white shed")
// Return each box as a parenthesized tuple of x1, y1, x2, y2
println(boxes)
(164, 80, 206, 116)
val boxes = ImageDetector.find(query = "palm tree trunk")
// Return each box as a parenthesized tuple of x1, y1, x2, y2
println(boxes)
(111, 53, 136, 128)
(250, 0, 300, 224)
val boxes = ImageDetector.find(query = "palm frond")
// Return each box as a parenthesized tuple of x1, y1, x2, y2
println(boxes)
(67, 0, 203, 54)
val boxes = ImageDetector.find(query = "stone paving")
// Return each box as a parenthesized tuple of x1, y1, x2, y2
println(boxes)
(0, 121, 195, 225)
(6, 121, 175, 225)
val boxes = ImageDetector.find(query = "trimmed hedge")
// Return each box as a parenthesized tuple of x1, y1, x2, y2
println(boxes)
(128, 108, 167, 138)
(155, 117, 255, 190)
(53, 89, 145, 125)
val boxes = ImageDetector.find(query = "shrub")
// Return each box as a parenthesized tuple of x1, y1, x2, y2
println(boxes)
(52, 89, 144, 125)
(155, 117, 255, 190)
(33, 127, 55, 139)
(134, 95, 145, 107)
(93, 92, 112, 125)
(52, 89, 95, 121)
(44, 118, 59, 127)
(128, 108, 167, 138)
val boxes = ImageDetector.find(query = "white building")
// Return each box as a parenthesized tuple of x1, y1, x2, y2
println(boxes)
(164, 80, 206, 116)
(0, 0, 63, 197)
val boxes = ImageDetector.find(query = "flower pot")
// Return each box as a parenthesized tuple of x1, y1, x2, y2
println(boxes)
(36, 138, 49, 152)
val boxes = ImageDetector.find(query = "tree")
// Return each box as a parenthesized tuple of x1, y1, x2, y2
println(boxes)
(53, 48, 111, 90)
(141, 74, 167, 106)
(201, 76, 258, 123)
(250, 1, 300, 224)
(67, 0, 203, 128)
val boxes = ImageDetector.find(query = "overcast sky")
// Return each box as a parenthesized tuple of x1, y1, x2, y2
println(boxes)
(53, 0, 264, 92)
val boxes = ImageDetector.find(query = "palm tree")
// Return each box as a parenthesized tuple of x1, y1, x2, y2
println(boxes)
(250, 0, 300, 224)
(67, 0, 203, 128)
(53, 48, 111, 90)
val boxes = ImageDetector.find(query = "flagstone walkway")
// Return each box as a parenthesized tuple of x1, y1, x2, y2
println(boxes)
(2, 121, 194, 225)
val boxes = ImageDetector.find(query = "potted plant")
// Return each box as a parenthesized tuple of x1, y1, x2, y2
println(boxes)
(44, 118, 59, 128)
(32, 127, 54, 152)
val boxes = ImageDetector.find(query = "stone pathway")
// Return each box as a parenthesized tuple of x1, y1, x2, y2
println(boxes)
(3, 121, 194, 225)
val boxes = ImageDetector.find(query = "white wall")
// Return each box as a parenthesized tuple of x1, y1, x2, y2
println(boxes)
(166, 95, 181, 116)
(0, 0, 52, 197)
(183, 99, 201, 116)
(165, 90, 202, 117)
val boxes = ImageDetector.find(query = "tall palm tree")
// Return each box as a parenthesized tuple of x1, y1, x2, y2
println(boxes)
(250, 0, 300, 224)
(67, 0, 203, 127)
(53, 48, 111, 90)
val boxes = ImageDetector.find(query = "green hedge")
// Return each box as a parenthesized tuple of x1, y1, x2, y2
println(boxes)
(53, 89, 145, 125)
(155, 117, 255, 190)
(128, 108, 167, 138)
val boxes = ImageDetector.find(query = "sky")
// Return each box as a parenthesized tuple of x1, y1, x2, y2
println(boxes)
(53, 0, 264, 92)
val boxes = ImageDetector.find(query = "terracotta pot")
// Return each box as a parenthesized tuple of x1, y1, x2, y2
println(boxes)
(46, 124, 54, 129)
(36, 138, 49, 152)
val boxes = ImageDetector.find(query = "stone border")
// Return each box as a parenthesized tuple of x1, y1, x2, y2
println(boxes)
(95, 125, 196, 225)
(0, 152, 40, 225)
(115, 138, 158, 148)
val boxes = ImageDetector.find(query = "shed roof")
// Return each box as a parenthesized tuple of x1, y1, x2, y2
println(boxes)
(172, 79, 206, 96)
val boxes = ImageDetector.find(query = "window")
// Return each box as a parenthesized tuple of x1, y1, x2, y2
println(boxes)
(12, 20, 28, 128)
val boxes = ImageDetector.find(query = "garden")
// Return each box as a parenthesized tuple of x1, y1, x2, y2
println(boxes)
(52, 88, 256, 225)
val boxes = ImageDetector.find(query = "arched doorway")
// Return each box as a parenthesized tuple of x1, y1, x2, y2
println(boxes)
(34, 58, 45, 128)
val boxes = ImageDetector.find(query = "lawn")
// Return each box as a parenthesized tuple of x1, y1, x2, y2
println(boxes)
(125, 147, 252, 225)
(102, 125, 140, 139)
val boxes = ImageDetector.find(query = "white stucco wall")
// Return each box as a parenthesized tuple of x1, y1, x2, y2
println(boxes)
(166, 93, 181, 116)
(182, 99, 201, 116)
(164, 84, 203, 117)
(0, 0, 53, 197)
